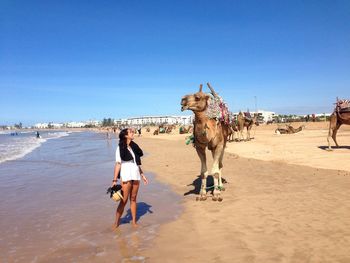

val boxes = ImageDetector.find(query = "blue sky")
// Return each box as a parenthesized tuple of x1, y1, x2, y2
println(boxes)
(1, 0, 349, 125)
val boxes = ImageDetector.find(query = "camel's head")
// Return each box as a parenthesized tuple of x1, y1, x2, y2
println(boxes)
(181, 84, 210, 112)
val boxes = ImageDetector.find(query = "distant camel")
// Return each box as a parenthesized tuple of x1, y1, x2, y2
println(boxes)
(237, 112, 259, 141)
(180, 126, 191, 134)
(327, 99, 350, 150)
(275, 125, 305, 134)
(227, 121, 239, 142)
(181, 83, 229, 201)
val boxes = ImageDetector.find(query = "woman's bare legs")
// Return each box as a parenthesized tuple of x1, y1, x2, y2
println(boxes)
(114, 181, 131, 227)
(130, 180, 140, 227)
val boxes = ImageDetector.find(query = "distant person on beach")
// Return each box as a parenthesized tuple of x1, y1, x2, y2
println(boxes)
(36, 131, 40, 138)
(112, 128, 148, 228)
(138, 127, 142, 137)
(106, 128, 111, 139)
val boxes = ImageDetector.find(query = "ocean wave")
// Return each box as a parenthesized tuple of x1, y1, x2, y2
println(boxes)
(0, 131, 70, 164)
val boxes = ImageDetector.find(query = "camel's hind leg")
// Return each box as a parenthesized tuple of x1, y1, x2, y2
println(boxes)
(247, 126, 252, 141)
(327, 114, 340, 150)
(332, 123, 341, 148)
(217, 149, 225, 202)
(195, 145, 208, 200)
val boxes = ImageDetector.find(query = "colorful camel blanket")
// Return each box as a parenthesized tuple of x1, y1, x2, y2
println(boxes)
(335, 99, 350, 112)
(206, 94, 234, 125)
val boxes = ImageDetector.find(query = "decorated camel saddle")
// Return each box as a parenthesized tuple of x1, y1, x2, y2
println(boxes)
(335, 99, 350, 113)
(206, 94, 233, 125)
(243, 111, 253, 121)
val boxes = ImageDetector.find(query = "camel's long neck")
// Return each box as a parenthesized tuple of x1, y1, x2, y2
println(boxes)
(295, 126, 303, 132)
(194, 110, 208, 124)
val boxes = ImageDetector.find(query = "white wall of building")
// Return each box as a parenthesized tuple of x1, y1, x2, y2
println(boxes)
(34, 123, 49, 129)
(65, 122, 85, 128)
(120, 115, 194, 126)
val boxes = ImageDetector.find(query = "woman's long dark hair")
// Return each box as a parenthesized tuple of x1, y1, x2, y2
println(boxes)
(118, 128, 129, 147)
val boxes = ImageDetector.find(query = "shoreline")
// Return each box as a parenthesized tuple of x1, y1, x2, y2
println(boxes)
(0, 132, 183, 262)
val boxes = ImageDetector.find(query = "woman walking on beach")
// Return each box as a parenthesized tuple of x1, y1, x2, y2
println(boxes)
(112, 128, 148, 228)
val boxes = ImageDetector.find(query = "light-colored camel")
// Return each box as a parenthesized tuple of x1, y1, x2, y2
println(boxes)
(181, 83, 229, 201)
(275, 124, 305, 134)
(327, 100, 350, 150)
(237, 112, 259, 141)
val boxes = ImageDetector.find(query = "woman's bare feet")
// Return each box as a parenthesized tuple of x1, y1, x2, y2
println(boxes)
(112, 219, 121, 229)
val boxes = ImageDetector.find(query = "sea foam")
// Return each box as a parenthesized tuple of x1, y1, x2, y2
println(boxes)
(0, 131, 70, 164)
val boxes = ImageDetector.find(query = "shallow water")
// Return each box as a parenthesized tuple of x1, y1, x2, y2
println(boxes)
(0, 132, 182, 262)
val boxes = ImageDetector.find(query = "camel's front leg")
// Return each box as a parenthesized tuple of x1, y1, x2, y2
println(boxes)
(196, 145, 208, 200)
(218, 148, 225, 193)
(211, 145, 224, 201)
(238, 129, 244, 141)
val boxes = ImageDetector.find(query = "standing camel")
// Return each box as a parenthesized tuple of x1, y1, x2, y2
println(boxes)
(227, 121, 239, 142)
(237, 112, 259, 141)
(181, 83, 229, 201)
(327, 99, 350, 150)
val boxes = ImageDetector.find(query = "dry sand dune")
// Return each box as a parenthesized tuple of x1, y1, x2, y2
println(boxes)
(137, 123, 350, 262)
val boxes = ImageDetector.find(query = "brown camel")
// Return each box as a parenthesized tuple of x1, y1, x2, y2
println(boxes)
(237, 112, 259, 141)
(181, 83, 229, 201)
(165, 124, 176, 134)
(327, 99, 350, 150)
(227, 121, 239, 142)
(275, 124, 305, 134)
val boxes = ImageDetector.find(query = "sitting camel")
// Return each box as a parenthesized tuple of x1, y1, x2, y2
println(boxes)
(181, 83, 229, 201)
(179, 126, 190, 134)
(327, 99, 350, 150)
(237, 112, 259, 141)
(275, 124, 305, 134)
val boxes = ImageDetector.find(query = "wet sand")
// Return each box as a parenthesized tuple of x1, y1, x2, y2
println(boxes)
(139, 123, 350, 262)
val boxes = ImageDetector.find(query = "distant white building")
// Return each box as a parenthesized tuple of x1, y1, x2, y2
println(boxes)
(34, 123, 49, 129)
(85, 120, 101, 127)
(65, 122, 85, 128)
(51, 123, 64, 128)
(121, 115, 194, 126)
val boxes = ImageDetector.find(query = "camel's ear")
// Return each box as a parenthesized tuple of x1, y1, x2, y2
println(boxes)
(199, 84, 203, 92)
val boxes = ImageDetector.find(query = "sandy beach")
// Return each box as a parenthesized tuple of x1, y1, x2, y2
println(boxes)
(1, 124, 350, 262)
(139, 123, 350, 262)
